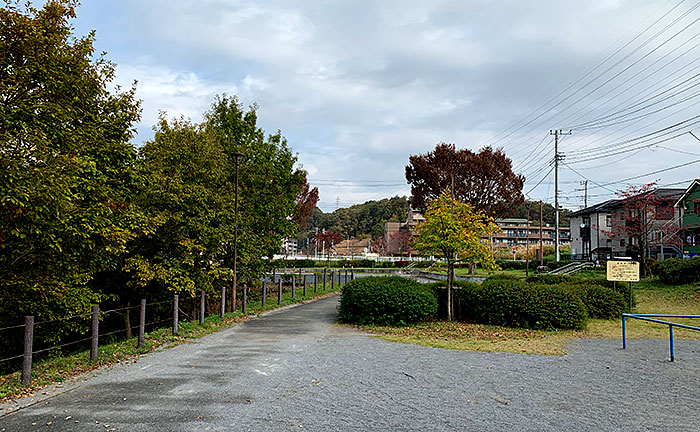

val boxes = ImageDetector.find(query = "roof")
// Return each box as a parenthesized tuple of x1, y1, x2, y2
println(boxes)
(569, 199, 621, 217)
(570, 187, 686, 217)
(674, 179, 700, 208)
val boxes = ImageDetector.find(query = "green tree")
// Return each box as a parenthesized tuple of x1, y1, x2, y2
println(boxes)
(412, 190, 499, 321)
(0, 1, 142, 328)
(123, 116, 230, 300)
(205, 96, 307, 286)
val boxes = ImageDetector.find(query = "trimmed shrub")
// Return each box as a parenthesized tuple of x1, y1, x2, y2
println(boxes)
(525, 274, 571, 285)
(338, 276, 438, 326)
(656, 257, 700, 285)
(460, 278, 587, 330)
(561, 283, 626, 319)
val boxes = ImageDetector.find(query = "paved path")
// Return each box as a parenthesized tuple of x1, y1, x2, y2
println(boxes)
(1, 295, 699, 431)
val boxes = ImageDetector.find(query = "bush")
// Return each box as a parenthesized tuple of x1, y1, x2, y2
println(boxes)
(525, 274, 571, 285)
(561, 283, 627, 319)
(338, 276, 438, 326)
(655, 257, 700, 285)
(460, 278, 586, 330)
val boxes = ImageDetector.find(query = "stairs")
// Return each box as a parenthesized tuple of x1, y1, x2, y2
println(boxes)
(550, 261, 595, 275)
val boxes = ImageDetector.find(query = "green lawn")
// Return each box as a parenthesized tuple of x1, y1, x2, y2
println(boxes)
(352, 277, 700, 355)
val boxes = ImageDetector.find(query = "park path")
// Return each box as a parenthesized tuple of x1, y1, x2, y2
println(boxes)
(1, 295, 699, 431)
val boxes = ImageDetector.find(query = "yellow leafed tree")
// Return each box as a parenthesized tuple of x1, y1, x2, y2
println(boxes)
(412, 189, 500, 320)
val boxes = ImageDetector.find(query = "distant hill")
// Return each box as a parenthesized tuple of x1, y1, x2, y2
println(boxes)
(304, 196, 411, 239)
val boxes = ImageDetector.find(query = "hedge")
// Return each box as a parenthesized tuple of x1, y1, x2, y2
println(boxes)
(654, 257, 700, 285)
(338, 276, 438, 326)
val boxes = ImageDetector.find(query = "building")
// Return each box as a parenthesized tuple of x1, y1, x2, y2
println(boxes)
(334, 237, 371, 257)
(674, 179, 700, 258)
(279, 237, 298, 256)
(490, 218, 570, 249)
(570, 188, 684, 261)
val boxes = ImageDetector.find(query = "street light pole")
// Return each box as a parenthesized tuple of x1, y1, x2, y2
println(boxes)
(231, 152, 245, 313)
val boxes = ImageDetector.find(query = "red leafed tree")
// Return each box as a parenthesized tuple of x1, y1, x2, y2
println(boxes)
(313, 230, 342, 254)
(605, 183, 681, 276)
(388, 231, 413, 256)
(371, 236, 387, 255)
(405, 143, 524, 216)
(294, 177, 319, 231)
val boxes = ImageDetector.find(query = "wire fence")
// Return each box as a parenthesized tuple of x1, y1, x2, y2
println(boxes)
(0, 270, 350, 386)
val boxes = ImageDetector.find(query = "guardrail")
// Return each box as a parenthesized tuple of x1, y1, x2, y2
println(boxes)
(622, 313, 700, 362)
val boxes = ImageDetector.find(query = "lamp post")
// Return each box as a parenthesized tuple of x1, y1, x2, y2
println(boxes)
(231, 152, 245, 313)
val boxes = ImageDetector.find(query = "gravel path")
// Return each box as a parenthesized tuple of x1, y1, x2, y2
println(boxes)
(1, 295, 698, 431)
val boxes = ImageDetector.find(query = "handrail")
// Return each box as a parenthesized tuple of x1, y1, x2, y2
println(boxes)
(622, 313, 700, 362)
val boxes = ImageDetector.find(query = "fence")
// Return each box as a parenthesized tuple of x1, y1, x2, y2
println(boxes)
(622, 313, 700, 361)
(0, 270, 353, 386)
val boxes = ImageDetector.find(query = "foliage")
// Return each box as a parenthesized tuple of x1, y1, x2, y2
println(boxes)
(412, 189, 500, 320)
(655, 257, 700, 285)
(309, 196, 410, 239)
(0, 1, 142, 328)
(338, 276, 437, 326)
(294, 178, 319, 231)
(405, 143, 524, 216)
(561, 283, 627, 319)
(604, 183, 682, 276)
(205, 95, 307, 282)
(124, 116, 230, 298)
(313, 230, 343, 254)
(464, 279, 587, 330)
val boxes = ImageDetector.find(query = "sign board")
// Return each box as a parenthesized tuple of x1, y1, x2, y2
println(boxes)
(606, 260, 640, 282)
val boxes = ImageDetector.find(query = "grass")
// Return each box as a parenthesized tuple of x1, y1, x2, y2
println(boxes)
(350, 278, 700, 356)
(0, 285, 339, 403)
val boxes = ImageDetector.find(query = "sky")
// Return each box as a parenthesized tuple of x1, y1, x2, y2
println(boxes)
(68, 0, 700, 213)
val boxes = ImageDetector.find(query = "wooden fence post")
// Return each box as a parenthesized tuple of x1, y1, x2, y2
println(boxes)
(278, 279, 282, 305)
(262, 278, 267, 307)
(323, 269, 327, 291)
(138, 300, 146, 348)
(220, 285, 226, 319)
(199, 291, 205, 325)
(331, 271, 335, 290)
(303, 274, 307, 297)
(314, 272, 318, 293)
(291, 274, 296, 299)
(21, 316, 34, 385)
(173, 294, 179, 335)
(242, 283, 247, 314)
(90, 305, 99, 361)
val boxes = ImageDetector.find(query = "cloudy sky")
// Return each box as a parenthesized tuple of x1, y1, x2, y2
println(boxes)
(70, 0, 700, 212)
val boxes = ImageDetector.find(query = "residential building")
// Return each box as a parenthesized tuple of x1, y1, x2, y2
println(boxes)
(490, 218, 570, 249)
(570, 188, 684, 261)
(279, 237, 298, 256)
(674, 179, 700, 258)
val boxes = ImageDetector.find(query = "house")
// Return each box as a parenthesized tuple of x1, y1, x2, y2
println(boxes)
(570, 188, 684, 261)
(674, 179, 700, 258)
(382, 208, 425, 256)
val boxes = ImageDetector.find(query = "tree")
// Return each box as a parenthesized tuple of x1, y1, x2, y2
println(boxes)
(294, 178, 319, 231)
(605, 183, 681, 276)
(405, 143, 524, 216)
(123, 116, 230, 300)
(314, 230, 342, 255)
(0, 1, 142, 329)
(388, 231, 413, 256)
(205, 95, 307, 283)
(412, 190, 500, 321)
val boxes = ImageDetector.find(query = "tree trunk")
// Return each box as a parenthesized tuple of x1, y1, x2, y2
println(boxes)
(447, 260, 454, 321)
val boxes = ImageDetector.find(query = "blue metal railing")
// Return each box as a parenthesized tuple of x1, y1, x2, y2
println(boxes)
(622, 313, 700, 361)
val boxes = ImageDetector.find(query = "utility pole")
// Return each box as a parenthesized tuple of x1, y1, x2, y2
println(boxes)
(581, 180, 588, 208)
(539, 200, 543, 267)
(550, 129, 571, 262)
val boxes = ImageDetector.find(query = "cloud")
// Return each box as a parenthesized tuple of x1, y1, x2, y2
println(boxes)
(74, 0, 696, 211)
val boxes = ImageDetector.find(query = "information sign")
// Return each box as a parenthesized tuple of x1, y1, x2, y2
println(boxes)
(606, 260, 640, 282)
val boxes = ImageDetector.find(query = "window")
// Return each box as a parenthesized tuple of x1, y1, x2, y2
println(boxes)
(605, 215, 611, 227)
(620, 239, 626, 247)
